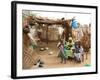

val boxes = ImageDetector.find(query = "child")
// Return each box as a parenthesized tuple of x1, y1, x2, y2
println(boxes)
(57, 39, 67, 63)
(79, 46, 84, 62)
(74, 41, 82, 62)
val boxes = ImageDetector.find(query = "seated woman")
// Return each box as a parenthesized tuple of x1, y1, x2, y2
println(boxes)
(64, 37, 74, 59)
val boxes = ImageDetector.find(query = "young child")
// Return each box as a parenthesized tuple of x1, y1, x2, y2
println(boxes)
(74, 41, 83, 62)
(57, 39, 67, 63)
(79, 46, 84, 62)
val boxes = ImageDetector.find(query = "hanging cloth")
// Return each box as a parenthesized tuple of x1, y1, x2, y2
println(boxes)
(71, 19, 78, 29)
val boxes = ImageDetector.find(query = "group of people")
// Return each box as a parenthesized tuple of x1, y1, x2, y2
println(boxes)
(57, 37, 84, 64)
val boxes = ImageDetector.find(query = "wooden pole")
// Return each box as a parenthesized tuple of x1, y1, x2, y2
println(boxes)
(46, 24, 49, 44)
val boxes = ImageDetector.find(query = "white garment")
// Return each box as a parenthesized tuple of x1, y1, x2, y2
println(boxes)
(27, 33, 37, 45)
(79, 46, 84, 55)
(29, 25, 36, 37)
(74, 53, 81, 61)
(57, 42, 61, 47)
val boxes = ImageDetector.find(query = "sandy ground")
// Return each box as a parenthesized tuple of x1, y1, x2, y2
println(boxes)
(28, 42, 91, 69)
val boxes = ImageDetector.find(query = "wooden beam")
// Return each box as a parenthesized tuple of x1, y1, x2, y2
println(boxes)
(46, 24, 49, 44)
(35, 20, 61, 24)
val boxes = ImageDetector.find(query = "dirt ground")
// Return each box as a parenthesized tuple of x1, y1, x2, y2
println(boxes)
(29, 42, 91, 69)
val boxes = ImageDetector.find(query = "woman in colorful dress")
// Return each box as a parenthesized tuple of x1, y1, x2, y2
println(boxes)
(64, 37, 74, 59)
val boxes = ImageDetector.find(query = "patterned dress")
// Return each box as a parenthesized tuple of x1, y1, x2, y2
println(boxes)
(64, 41, 74, 58)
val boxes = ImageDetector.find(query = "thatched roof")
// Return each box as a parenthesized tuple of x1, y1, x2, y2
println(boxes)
(28, 16, 72, 25)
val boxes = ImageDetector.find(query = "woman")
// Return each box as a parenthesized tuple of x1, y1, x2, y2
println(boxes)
(64, 37, 74, 59)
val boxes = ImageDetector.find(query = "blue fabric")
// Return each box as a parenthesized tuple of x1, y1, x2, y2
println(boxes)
(71, 19, 78, 29)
